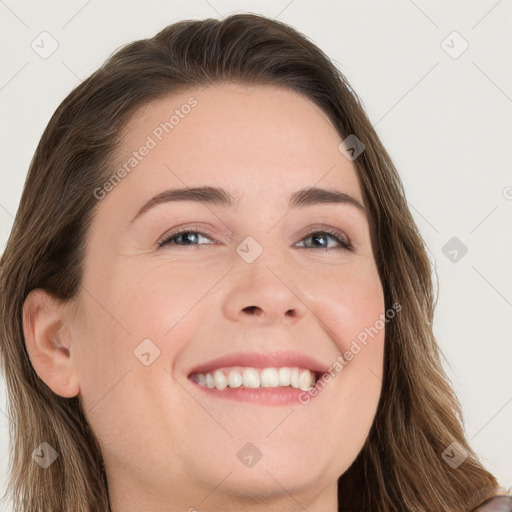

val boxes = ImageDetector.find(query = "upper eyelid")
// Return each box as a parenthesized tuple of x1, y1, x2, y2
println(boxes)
(157, 226, 219, 245)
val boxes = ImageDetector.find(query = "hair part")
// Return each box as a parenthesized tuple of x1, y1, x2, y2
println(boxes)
(0, 13, 500, 511)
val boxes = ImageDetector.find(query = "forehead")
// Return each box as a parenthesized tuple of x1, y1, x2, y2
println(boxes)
(113, 84, 362, 198)
(88, 84, 368, 243)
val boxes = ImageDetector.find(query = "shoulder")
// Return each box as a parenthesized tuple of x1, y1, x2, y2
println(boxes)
(477, 495, 512, 511)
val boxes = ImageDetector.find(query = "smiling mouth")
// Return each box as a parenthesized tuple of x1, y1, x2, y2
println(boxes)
(190, 366, 319, 392)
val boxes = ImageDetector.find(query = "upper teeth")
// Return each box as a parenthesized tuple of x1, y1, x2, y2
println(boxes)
(194, 367, 316, 391)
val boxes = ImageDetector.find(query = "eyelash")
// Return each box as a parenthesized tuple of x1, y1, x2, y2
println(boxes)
(157, 226, 353, 251)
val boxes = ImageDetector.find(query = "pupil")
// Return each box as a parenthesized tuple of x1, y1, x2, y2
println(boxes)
(312, 233, 326, 247)
(183, 232, 197, 244)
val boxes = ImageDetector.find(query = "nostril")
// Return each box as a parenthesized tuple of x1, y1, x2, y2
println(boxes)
(243, 306, 261, 315)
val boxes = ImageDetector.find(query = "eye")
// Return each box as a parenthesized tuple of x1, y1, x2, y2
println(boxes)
(295, 228, 352, 251)
(157, 229, 216, 248)
(157, 227, 352, 251)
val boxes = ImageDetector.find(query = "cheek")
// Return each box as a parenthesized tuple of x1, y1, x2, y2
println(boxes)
(309, 259, 385, 353)
(309, 260, 385, 423)
(72, 259, 210, 425)
(110, 259, 215, 338)
(70, 284, 193, 471)
(313, 291, 385, 475)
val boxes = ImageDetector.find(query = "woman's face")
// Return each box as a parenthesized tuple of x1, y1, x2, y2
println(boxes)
(68, 84, 385, 510)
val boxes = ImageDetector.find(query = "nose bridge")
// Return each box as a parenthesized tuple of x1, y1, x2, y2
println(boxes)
(223, 234, 306, 325)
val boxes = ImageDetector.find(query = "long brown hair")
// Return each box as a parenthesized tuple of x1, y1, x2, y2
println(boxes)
(0, 13, 501, 511)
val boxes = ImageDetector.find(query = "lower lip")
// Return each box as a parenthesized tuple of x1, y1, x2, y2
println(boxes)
(190, 378, 314, 405)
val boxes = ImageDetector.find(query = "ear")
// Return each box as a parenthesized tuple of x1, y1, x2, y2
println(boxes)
(22, 289, 80, 398)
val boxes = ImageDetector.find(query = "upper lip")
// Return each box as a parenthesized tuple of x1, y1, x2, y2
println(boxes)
(187, 350, 330, 376)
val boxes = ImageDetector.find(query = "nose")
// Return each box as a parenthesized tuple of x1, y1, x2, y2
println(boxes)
(222, 261, 308, 326)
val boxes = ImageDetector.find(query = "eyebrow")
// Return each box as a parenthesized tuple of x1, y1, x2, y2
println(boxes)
(128, 185, 368, 226)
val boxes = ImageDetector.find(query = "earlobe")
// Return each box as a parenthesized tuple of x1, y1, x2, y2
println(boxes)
(22, 289, 80, 398)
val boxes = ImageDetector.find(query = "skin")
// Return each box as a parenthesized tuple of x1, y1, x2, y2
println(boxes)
(23, 83, 385, 512)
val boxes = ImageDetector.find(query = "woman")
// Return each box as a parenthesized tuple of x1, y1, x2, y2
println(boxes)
(0, 13, 509, 512)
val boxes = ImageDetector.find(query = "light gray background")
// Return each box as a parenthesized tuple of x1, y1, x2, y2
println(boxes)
(1, 0, 511, 506)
